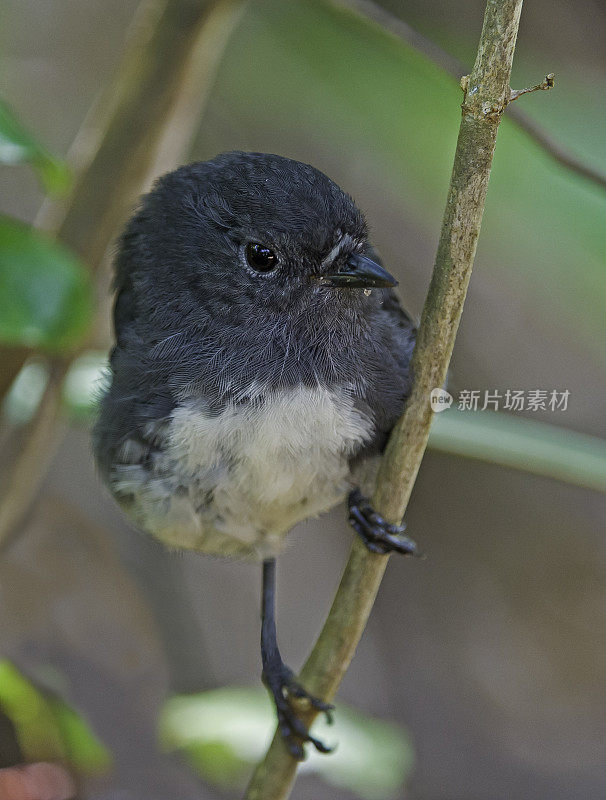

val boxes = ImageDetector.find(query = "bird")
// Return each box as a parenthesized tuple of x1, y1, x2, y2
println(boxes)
(94, 151, 419, 759)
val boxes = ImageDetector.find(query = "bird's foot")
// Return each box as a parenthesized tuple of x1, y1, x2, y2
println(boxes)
(262, 661, 334, 760)
(348, 488, 421, 556)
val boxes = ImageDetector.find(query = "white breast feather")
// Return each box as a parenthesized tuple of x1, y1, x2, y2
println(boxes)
(140, 385, 374, 559)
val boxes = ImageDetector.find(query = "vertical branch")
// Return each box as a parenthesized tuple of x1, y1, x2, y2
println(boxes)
(244, 1, 525, 798)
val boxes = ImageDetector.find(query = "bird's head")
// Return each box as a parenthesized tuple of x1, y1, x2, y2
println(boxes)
(116, 152, 396, 335)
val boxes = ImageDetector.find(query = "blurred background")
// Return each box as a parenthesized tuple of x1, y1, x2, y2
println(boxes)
(1, 0, 605, 798)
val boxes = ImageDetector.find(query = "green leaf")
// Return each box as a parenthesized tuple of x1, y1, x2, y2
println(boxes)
(0, 660, 111, 774)
(160, 686, 414, 799)
(0, 216, 93, 352)
(0, 100, 71, 195)
(429, 409, 606, 493)
(0, 660, 65, 762)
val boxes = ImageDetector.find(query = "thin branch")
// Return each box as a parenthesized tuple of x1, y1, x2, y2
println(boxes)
(244, 1, 525, 797)
(0, 362, 69, 552)
(331, 0, 606, 193)
(0, 0, 246, 550)
(509, 72, 554, 102)
(0, 348, 29, 401)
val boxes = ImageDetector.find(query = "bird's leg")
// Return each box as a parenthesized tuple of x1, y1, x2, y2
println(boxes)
(260, 558, 334, 760)
(348, 488, 420, 556)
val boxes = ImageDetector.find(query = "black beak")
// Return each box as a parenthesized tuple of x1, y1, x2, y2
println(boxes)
(316, 253, 398, 289)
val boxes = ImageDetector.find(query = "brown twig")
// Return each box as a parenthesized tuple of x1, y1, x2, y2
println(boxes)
(331, 0, 606, 193)
(0, 348, 30, 402)
(0, 363, 68, 550)
(244, 1, 526, 797)
(509, 72, 555, 102)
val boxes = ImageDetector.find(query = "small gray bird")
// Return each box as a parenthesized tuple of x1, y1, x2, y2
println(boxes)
(94, 151, 418, 758)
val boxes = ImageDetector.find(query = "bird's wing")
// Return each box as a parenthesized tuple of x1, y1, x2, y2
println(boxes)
(365, 243, 417, 337)
(381, 287, 417, 337)
(351, 241, 418, 461)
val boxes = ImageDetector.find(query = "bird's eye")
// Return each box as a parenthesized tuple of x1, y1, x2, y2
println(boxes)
(245, 242, 278, 273)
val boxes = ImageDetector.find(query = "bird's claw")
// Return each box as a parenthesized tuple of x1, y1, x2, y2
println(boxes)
(348, 489, 421, 556)
(262, 663, 334, 760)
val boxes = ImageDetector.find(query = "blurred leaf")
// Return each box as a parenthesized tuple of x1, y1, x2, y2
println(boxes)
(429, 409, 606, 493)
(0, 216, 93, 351)
(46, 698, 112, 774)
(0, 660, 111, 774)
(62, 351, 109, 420)
(2, 351, 107, 426)
(160, 686, 414, 799)
(0, 100, 71, 195)
(2, 359, 49, 424)
(0, 661, 65, 763)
